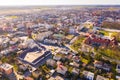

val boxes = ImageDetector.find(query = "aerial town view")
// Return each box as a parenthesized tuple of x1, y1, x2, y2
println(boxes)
(0, 5, 120, 80)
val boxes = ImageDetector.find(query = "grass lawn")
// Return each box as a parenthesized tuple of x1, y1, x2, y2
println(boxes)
(81, 57, 89, 64)
(96, 48, 120, 61)
(68, 66, 73, 73)
(56, 53, 65, 57)
(66, 35, 74, 40)
(99, 30, 110, 36)
(42, 65, 50, 73)
(70, 36, 85, 51)
(13, 64, 19, 71)
(99, 30, 118, 37)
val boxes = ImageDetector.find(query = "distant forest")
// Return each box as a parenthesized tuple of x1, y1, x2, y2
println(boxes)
(101, 21, 120, 30)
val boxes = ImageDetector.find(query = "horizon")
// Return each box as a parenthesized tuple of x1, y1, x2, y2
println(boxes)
(0, 0, 120, 6)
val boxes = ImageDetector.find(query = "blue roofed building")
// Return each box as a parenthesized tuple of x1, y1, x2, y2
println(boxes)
(18, 46, 52, 67)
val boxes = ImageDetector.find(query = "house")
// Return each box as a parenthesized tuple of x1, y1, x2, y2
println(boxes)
(19, 64, 27, 71)
(0, 49, 10, 55)
(0, 63, 13, 75)
(116, 76, 120, 80)
(48, 76, 64, 80)
(72, 68, 80, 75)
(102, 63, 111, 71)
(83, 71, 94, 80)
(53, 55, 61, 61)
(84, 34, 118, 47)
(116, 64, 120, 73)
(0, 61, 2, 65)
(56, 61, 67, 75)
(46, 59, 56, 67)
(48, 69, 55, 76)
(32, 70, 41, 79)
(43, 39, 58, 45)
(24, 77, 34, 80)
(96, 75, 109, 80)
(67, 54, 73, 60)
(69, 61, 80, 68)
(48, 77, 55, 80)
(36, 31, 53, 41)
(69, 27, 76, 34)
(0, 63, 17, 80)
(18, 43, 28, 50)
(83, 21, 94, 28)
(56, 65, 67, 75)
(9, 37, 19, 45)
(53, 34, 65, 40)
(94, 60, 111, 71)
(72, 55, 80, 63)
(94, 60, 103, 68)
(55, 76, 64, 80)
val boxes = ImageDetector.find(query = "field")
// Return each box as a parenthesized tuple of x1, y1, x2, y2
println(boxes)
(70, 36, 85, 51)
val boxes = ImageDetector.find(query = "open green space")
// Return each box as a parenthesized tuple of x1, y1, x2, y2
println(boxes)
(95, 47, 120, 61)
(70, 36, 85, 51)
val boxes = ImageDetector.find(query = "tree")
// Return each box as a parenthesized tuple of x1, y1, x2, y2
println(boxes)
(101, 21, 120, 30)
(94, 53, 102, 61)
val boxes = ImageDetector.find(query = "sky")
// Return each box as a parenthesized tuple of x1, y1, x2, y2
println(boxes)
(0, 0, 120, 6)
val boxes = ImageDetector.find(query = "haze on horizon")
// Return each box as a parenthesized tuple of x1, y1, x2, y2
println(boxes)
(0, 0, 120, 6)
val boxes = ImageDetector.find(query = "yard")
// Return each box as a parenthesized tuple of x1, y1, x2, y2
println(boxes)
(70, 36, 85, 51)
(99, 30, 120, 43)
(99, 30, 118, 37)
(95, 47, 120, 61)
(66, 35, 74, 40)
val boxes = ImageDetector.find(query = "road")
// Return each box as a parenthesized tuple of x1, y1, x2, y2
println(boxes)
(65, 44, 78, 54)
(102, 28, 120, 32)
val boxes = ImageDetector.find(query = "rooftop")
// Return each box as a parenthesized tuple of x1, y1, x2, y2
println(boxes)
(0, 63, 13, 71)
(83, 71, 94, 80)
(24, 51, 44, 63)
(96, 75, 109, 80)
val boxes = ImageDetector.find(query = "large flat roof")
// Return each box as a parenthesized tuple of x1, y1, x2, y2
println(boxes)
(19, 47, 52, 66)
(24, 51, 44, 63)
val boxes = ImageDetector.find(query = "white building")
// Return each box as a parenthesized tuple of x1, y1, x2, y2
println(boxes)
(83, 71, 94, 80)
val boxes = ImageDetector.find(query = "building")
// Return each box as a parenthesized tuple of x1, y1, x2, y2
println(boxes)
(46, 59, 56, 67)
(56, 61, 67, 75)
(53, 55, 61, 61)
(69, 27, 76, 34)
(116, 64, 120, 73)
(94, 60, 111, 71)
(69, 61, 80, 68)
(116, 76, 120, 80)
(19, 46, 52, 67)
(48, 76, 64, 80)
(27, 27, 32, 38)
(84, 34, 118, 47)
(83, 21, 94, 28)
(83, 71, 94, 80)
(72, 68, 80, 75)
(0, 63, 13, 75)
(0, 63, 17, 80)
(96, 75, 109, 80)
(24, 77, 34, 80)
(94, 60, 103, 68)
(36, 31, 53, 41)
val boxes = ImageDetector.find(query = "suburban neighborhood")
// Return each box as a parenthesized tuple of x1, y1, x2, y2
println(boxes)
(0, 6, 120, 80)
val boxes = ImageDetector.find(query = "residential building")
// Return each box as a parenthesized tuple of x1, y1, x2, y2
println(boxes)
(96, 75, 109, 80)
(94, 60, 111, 71)
(83, 71, 94, 80)
(0, 63, 13, 75)
(116, 64, 120, 73)
(56, 61, 67, 75)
